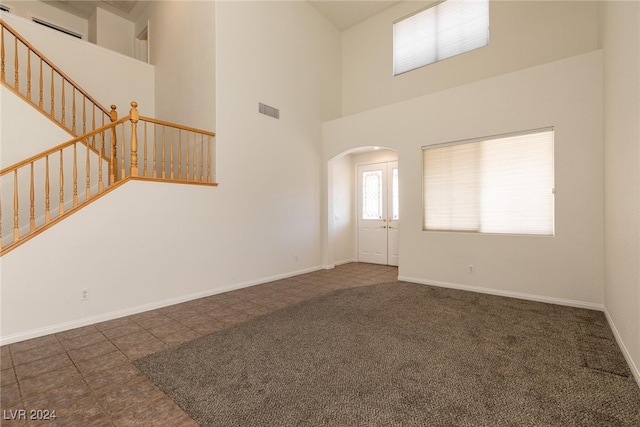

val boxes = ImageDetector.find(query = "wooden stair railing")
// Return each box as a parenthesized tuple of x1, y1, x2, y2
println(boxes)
(0, 19, 112, 136)
(0, 102, 217, 256)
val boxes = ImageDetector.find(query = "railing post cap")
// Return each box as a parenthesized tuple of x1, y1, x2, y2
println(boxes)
(130, 101, 139, 122)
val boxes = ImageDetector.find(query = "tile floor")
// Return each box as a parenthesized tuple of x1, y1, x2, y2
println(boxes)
(0, 263, 398, 426)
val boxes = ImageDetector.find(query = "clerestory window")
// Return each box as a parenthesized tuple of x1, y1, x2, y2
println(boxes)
(393, 0, 490, 75)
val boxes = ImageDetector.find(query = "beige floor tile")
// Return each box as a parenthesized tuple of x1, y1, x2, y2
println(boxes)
(19, 366, 84, 399)
(11, 342, 66, 367)
(121, 339, 168, 360)
(14, 353, 73, 381)
(74, 351, 130, 377)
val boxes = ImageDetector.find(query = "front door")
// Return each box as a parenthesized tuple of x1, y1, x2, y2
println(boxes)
(357, 161, 399, 266)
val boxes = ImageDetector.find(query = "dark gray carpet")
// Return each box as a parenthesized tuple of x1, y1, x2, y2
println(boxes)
(134, 282, 640, 426)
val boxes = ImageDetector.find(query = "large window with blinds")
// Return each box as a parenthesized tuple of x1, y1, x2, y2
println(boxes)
(422, 128, 555, 236)
(393, 0, 490, 76)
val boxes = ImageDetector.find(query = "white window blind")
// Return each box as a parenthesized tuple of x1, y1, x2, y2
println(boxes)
(423, 129, 555, 235)
(393, 0, 489, 75)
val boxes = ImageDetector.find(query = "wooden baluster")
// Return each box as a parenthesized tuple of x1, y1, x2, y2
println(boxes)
(82, 97, 87, 135)
(152, 124, 157, 178)
(61, 77, 66, 126)
(169, 127, 174, 179)
(13, 37, 18, 90)
(129, 102, 139, 177)
(143, 121, 148, 177)
(73, 143, 78, 207)
(109, 106, 118, 184)
(192, 132, 197, 182)
(89, 106, 95, 147)
(29, 162, 35, 232)
(87, 119, 97, 150)
(38, 59, 43, 108)
(98, 130, 104, 192)
(200, 134, 204, 182)
(194, 133, 198, 182)
(207, 136, 212, 183)
(59, 149, 64, 214)
(45, 155, 50, 223)
(185, 131, 190, 181)
(161, 126, 166, 179)
(26, 49, 31, 100)
(72, 87, 77, 134)
(1, 26, 5, 82)
(13, 170, 19, 241)
(120, 123, 125, 179)
(178, 129, 182, 180)
(85, 139, 91, 199)
(50, 68, 55, 118)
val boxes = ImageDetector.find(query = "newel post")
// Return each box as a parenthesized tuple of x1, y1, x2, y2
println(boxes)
(109, 105, 118, 184)
(129, 101, 139, 177)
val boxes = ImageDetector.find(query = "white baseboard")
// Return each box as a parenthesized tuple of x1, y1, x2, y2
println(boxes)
(0, 264, 324, 346)
(324, 258, 356, 269)
(398, 275, 605, 311)
(603, 309, 640, 388)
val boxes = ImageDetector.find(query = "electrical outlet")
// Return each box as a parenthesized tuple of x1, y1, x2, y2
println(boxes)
(468, 264, 475, 274)
(294, 254, 299, 262)
(80, 288, 90, 301)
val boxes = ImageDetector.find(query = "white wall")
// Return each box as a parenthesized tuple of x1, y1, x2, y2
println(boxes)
(342, 0, 599, 115)
(324, 51, 604, 309)
(215, 0, 341, 265)
(0, 0, 342, 343)
(135, 1, 215, 130)
(93, 7, 135, 57)
(602, 0, 640, 384)
(328, 154, 354, 265)
(1, 12, 154, 118)
(0, 86, 72, 168)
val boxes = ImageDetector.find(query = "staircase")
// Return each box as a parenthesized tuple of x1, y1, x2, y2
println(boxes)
(0, 19, 217, 255)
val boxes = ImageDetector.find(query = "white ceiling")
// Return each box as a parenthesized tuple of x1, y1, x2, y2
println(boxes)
(42, 0, 150, 21)
(44, 0, 401, 30)
(308, 1, 401, 30)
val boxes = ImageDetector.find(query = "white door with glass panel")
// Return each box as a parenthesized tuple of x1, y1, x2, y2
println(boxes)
(357, 162, 399, 266)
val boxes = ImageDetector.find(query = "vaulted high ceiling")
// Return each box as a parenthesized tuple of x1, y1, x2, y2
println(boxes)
(43, 0, 402, 30)
(42, 0, 149, 20)
(309, 1, 401, 30)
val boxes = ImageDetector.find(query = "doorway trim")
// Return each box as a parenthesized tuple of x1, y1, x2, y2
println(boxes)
(325, 146, 398, 269)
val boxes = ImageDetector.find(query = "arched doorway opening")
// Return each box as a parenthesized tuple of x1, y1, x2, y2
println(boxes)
(326, 146, 398, 268)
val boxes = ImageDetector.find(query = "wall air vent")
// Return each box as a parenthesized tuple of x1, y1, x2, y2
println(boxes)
(32, 17, 82, 39)
(0, 4, 11, 13)
(259, 102, 280, 120)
